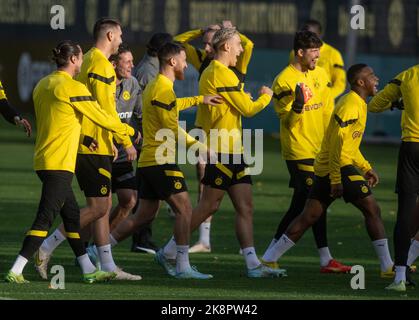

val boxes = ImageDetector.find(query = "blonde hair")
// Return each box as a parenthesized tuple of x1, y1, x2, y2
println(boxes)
(212, 27, 239, 52)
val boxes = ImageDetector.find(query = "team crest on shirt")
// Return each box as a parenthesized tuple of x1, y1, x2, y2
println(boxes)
(361, 185, 369, 193)
(174, 180, 182, 190)
(122, 91, 131, 101)
(100, 186, 108, 195)
(305, 177, 313, 186)
(352, 131, 363, 139)
(215, 177, 223, 186)
(312, 77, 320, 89)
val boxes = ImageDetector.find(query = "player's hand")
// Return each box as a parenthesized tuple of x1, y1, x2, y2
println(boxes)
(204, 24, 221, 33)
(203, 95, 223, 106)
(246, 92, 253, 99)
(364, 169, 379, 187)
(292, 83, 312, 114)
(390, 98, 404, 111)
(221, 20, 235, 29)
(112, 143, 119, 162)
(14, 117, 32, 137)
(88, 139, 99, 152)
(125, 145, 137, 162)
(330, 183, 343, 198)
(134, 130, 142, 145)
(259, 86, 273, 97)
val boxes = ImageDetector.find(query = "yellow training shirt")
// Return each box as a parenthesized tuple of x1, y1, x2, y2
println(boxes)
(139, 74, 206, 167)
(0, 81, 7, 100)
(272, 64, 333, 160)
(33, 71, 133, 173)
(76, 47, 133, 156)
(368, 64, 419, 142)
(315, 91, 372, 184)
(199, 59, 271, 154)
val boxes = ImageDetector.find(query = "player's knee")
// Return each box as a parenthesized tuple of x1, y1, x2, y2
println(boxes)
(119, 195, 137, 210)
(302, 208, 321, 225)
(205, 200, 221, 216)
(237, 200, 253, 217)
(90, 201, 109, 219)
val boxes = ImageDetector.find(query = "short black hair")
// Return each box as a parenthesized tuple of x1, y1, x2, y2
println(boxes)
(157, 42, 185, 66)
(147, 33, 173, 57)
(109, 44, 131, 63)
(347, 63, 368, 87)
(293, 30, 322, 53)
(93, 18, 121, 41)
(301, 19, 322, 35)
(51, 40, 81, 68)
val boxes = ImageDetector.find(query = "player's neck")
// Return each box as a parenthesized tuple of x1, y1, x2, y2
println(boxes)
(352, 87, 368, 102)
(214, 53, 231, 67)
(94, 43, 112, 59)
(292, 61, 309, 73)
(159, 67, 175, 83)
(57, 67, 75, 78)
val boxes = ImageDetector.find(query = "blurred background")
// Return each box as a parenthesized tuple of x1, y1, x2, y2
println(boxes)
(0, 0, 418, 141)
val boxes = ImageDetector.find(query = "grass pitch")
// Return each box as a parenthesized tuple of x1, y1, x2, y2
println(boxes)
(0, 121, 417, 300)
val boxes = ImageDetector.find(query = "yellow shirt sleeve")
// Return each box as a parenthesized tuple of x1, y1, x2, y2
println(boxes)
(368, 81, 401, 113)
(235, 33, 254, 75)
(329, 112, 370, 184)
(70, 84, 134, 137)
(0, 81, 7, 100)
(272, 77, 302, 129)
(329, 49, 346, 99)
(176, 96, 204, 111)
(353, 149, 372, 174)
(174, 29, 206, 71)
(288, 50, 295, 65)
(153, 89, 205, 149)
(216, 83, 271, 117)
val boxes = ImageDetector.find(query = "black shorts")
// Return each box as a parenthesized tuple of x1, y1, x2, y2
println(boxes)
(286, 159, 315, 192)
(309, 165, 372, 205)
(202, 154, 252, 190)
(75, 154, 113, 198)
(137, 164, 187, 200)
(111, 161, 137, 192)
(395, 142, 419, 194)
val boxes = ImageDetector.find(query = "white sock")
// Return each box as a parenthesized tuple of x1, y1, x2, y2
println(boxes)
(109, 234, 118, 247)
(407, 240, 419, 266)
(242, 247, 261, 269)
(77, 254, 96, 274)
(97, 244, 117, 272)
(262, 234, 295, 262)
(163, 236, 177, 260)
(267, 238, 278, 251)
(318, 247, 333, 267)
(176, 245, 190, 273)
(40, 229, 66, 255)
(372, 239, 394, 271)
(198, 222, 211, 247)
(394, 265, 406, 283)
(10, 255, 28, 275)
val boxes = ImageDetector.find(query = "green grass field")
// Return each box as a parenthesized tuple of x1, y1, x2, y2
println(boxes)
(0, 120, 418, 300)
